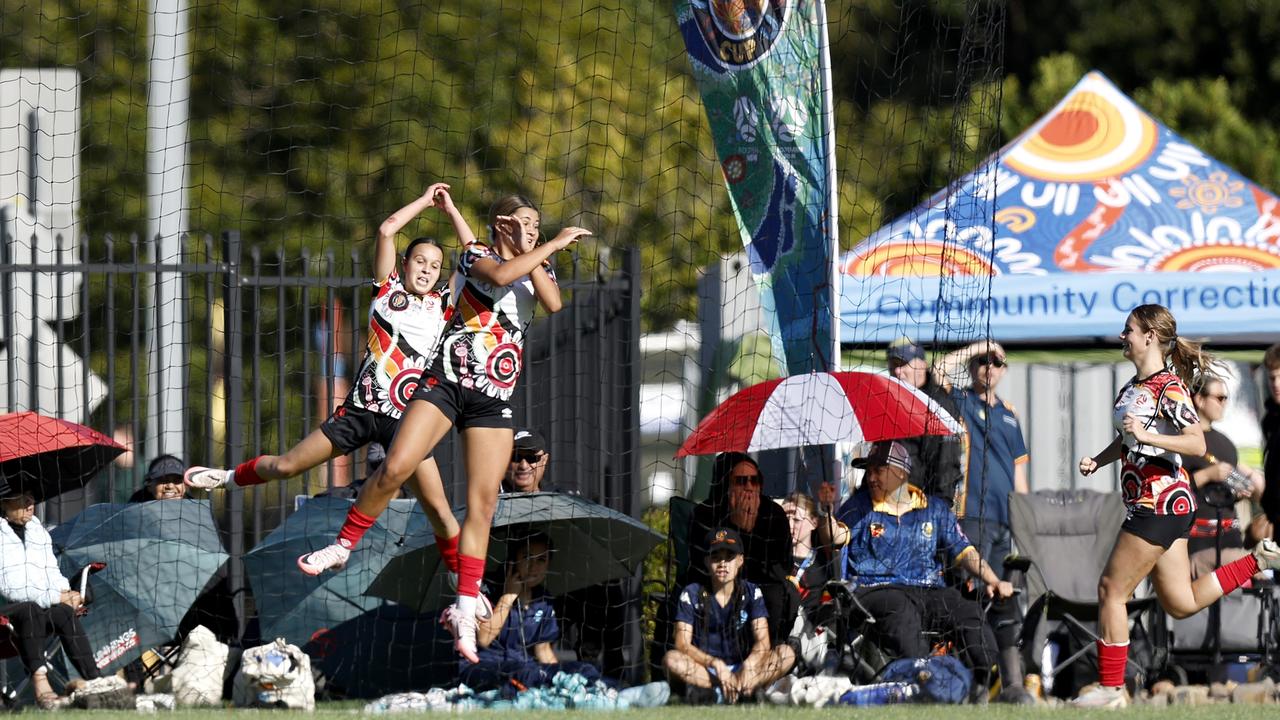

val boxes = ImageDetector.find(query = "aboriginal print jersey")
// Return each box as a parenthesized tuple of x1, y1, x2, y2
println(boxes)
(429, 241, 553, 401)
(349, 271, 449, 419)
(1112, 370, 1199, 516)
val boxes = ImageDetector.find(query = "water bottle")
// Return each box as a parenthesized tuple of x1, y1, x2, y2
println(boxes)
(839, 681, 919, 705)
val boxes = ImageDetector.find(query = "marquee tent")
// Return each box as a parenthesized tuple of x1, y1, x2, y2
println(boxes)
(840, 71, 1280, 344)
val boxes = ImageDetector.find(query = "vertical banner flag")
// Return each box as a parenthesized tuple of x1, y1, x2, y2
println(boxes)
(676, 0, 838, 375)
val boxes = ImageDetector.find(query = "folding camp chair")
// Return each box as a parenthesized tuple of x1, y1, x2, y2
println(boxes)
(0, 563, 106, 708)
(646, 496, 695, 680)
(1009, 490, 1168, 698)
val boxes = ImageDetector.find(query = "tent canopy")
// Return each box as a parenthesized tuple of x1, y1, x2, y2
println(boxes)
(840, 71, 1280, 345)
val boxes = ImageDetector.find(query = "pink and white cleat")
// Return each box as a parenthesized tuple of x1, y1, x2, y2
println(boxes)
(296, 543, 351, 576)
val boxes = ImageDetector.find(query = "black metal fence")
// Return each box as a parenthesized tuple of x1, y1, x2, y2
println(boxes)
(1, 221, 641, 641)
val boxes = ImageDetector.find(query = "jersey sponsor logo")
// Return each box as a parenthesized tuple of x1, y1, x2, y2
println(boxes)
(388, 290, 410, 311)
(921, 521, 934, 538)
(869, 522, 885, 538)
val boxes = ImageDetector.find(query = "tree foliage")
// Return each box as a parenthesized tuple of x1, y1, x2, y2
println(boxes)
(3, 0, 1280, 330)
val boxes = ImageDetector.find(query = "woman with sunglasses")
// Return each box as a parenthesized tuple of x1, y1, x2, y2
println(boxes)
(1182, 374, 1266, 579)
(1073, 304, 1280, 708)
(685, 452, 797, 644)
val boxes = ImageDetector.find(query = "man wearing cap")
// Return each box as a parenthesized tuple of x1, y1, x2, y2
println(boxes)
(502, 429, 550, 494)
(129, 455, 189, 502)
(663, 527, 795, 704)
(887, 338, 965, 508)
(932, 340, 1032, 700)
(837, 440, 1011, 702)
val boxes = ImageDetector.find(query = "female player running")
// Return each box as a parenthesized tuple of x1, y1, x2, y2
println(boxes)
(1073, 304, 1280, 707)
(296, 192, 590, 664)
(185, 184, 466, 563)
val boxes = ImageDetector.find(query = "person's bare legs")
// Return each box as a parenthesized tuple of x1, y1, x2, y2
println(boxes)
(405, 455, 459, 539)
(448, 426, 513, 663)
(1074, 530, 1163, 707)
(297, 401, 452, 576)
(740, 645, 796, 695)
(663, 649, 714, 688)
(253, 428, 344, 480)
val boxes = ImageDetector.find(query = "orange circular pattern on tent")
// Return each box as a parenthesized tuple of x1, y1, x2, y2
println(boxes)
(841, 242, 994, 277)
(1155, 246, 1280, 272)
(1005, 90, 1158, 182)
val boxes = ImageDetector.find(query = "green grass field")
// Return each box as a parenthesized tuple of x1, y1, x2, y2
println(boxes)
(37, 704, 1280, 719)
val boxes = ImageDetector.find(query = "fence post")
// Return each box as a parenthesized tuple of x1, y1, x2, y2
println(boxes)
(222, 230, 247, 641)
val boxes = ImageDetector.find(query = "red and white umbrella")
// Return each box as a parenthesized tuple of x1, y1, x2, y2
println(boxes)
(676, 371, 963, 457)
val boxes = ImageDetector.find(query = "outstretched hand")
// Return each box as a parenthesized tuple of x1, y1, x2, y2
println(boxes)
(548, 226, 591, 252)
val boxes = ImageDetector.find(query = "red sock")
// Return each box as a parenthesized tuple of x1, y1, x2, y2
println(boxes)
(436, 533, 461, 574)
(1097, 640, 1128, 688)
(1214, 553, 1260, 595)
(335, 506, 377, 550)
(457, 554, 485, 598)
(233, 457, 266, 486)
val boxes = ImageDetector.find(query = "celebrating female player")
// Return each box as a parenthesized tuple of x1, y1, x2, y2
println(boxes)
(185, 184, 464, 560)
(296, 192, 590, 664)
(1073, 304, 1280, 708)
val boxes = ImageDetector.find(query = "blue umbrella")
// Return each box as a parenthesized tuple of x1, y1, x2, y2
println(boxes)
(45, 499, 228, 673)
(242, 496, 427, 646)
(368, 492, 662, 614)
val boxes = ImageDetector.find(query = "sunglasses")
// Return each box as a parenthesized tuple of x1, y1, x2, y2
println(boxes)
(511, 451, 544, 464)
(732, 474, 762, 486)
(975, 356, 1006, 368)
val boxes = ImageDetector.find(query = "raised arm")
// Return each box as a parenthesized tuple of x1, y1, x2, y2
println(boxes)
(931, 340, 1004, 391)
(374, 183, 454, 282)
(469, 222, 590, 294)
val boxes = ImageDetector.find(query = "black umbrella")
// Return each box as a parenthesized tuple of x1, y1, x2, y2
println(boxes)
(0, 412, 126, 502)
(46, 499, 229, 673)
(368, 492, 662, 614)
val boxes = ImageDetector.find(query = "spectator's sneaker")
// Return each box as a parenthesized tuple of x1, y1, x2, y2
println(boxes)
(1253, 538, 1280, 571)
(443, 605, 480, 664)
(184, 466, 230, 490)
(296, 543, 350, 576)
(1071, 684, 1128, 708)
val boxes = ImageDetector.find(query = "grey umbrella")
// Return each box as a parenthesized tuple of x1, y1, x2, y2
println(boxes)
(367, 492, 661, 614)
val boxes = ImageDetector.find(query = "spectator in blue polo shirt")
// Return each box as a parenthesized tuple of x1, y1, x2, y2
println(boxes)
(663, 528, 795, 704)
(933, 340, 1031, 700)
(837, 440, 1011, 702)
(458, 531, 601, 692)
(932, 340, 1029, 565)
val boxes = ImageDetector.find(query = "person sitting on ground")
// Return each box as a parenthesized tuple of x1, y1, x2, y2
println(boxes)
(686, 452, 797, 644)
(836, 441, 1013, 704)
(1182, 373, 1267, 579)
(0, 491, 101, 709)
(458, 531, 601, 692)
(663, 528, 796, 704)
(501, 429, 550, 494)
(127, 455, 188, 503)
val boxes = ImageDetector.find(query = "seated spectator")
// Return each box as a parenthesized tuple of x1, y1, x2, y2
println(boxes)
(0, 492, 101, 708)
(128, 455, 188, 503)
(663, 528, 795, 704)
(780, 492, 848, 616)
(687, 452, 798, 644)
(1183, 374, 1266, 578)
(458, 531, 601, 692)
(501, 429, 550, 494)
(836, 441, 1012, 702)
